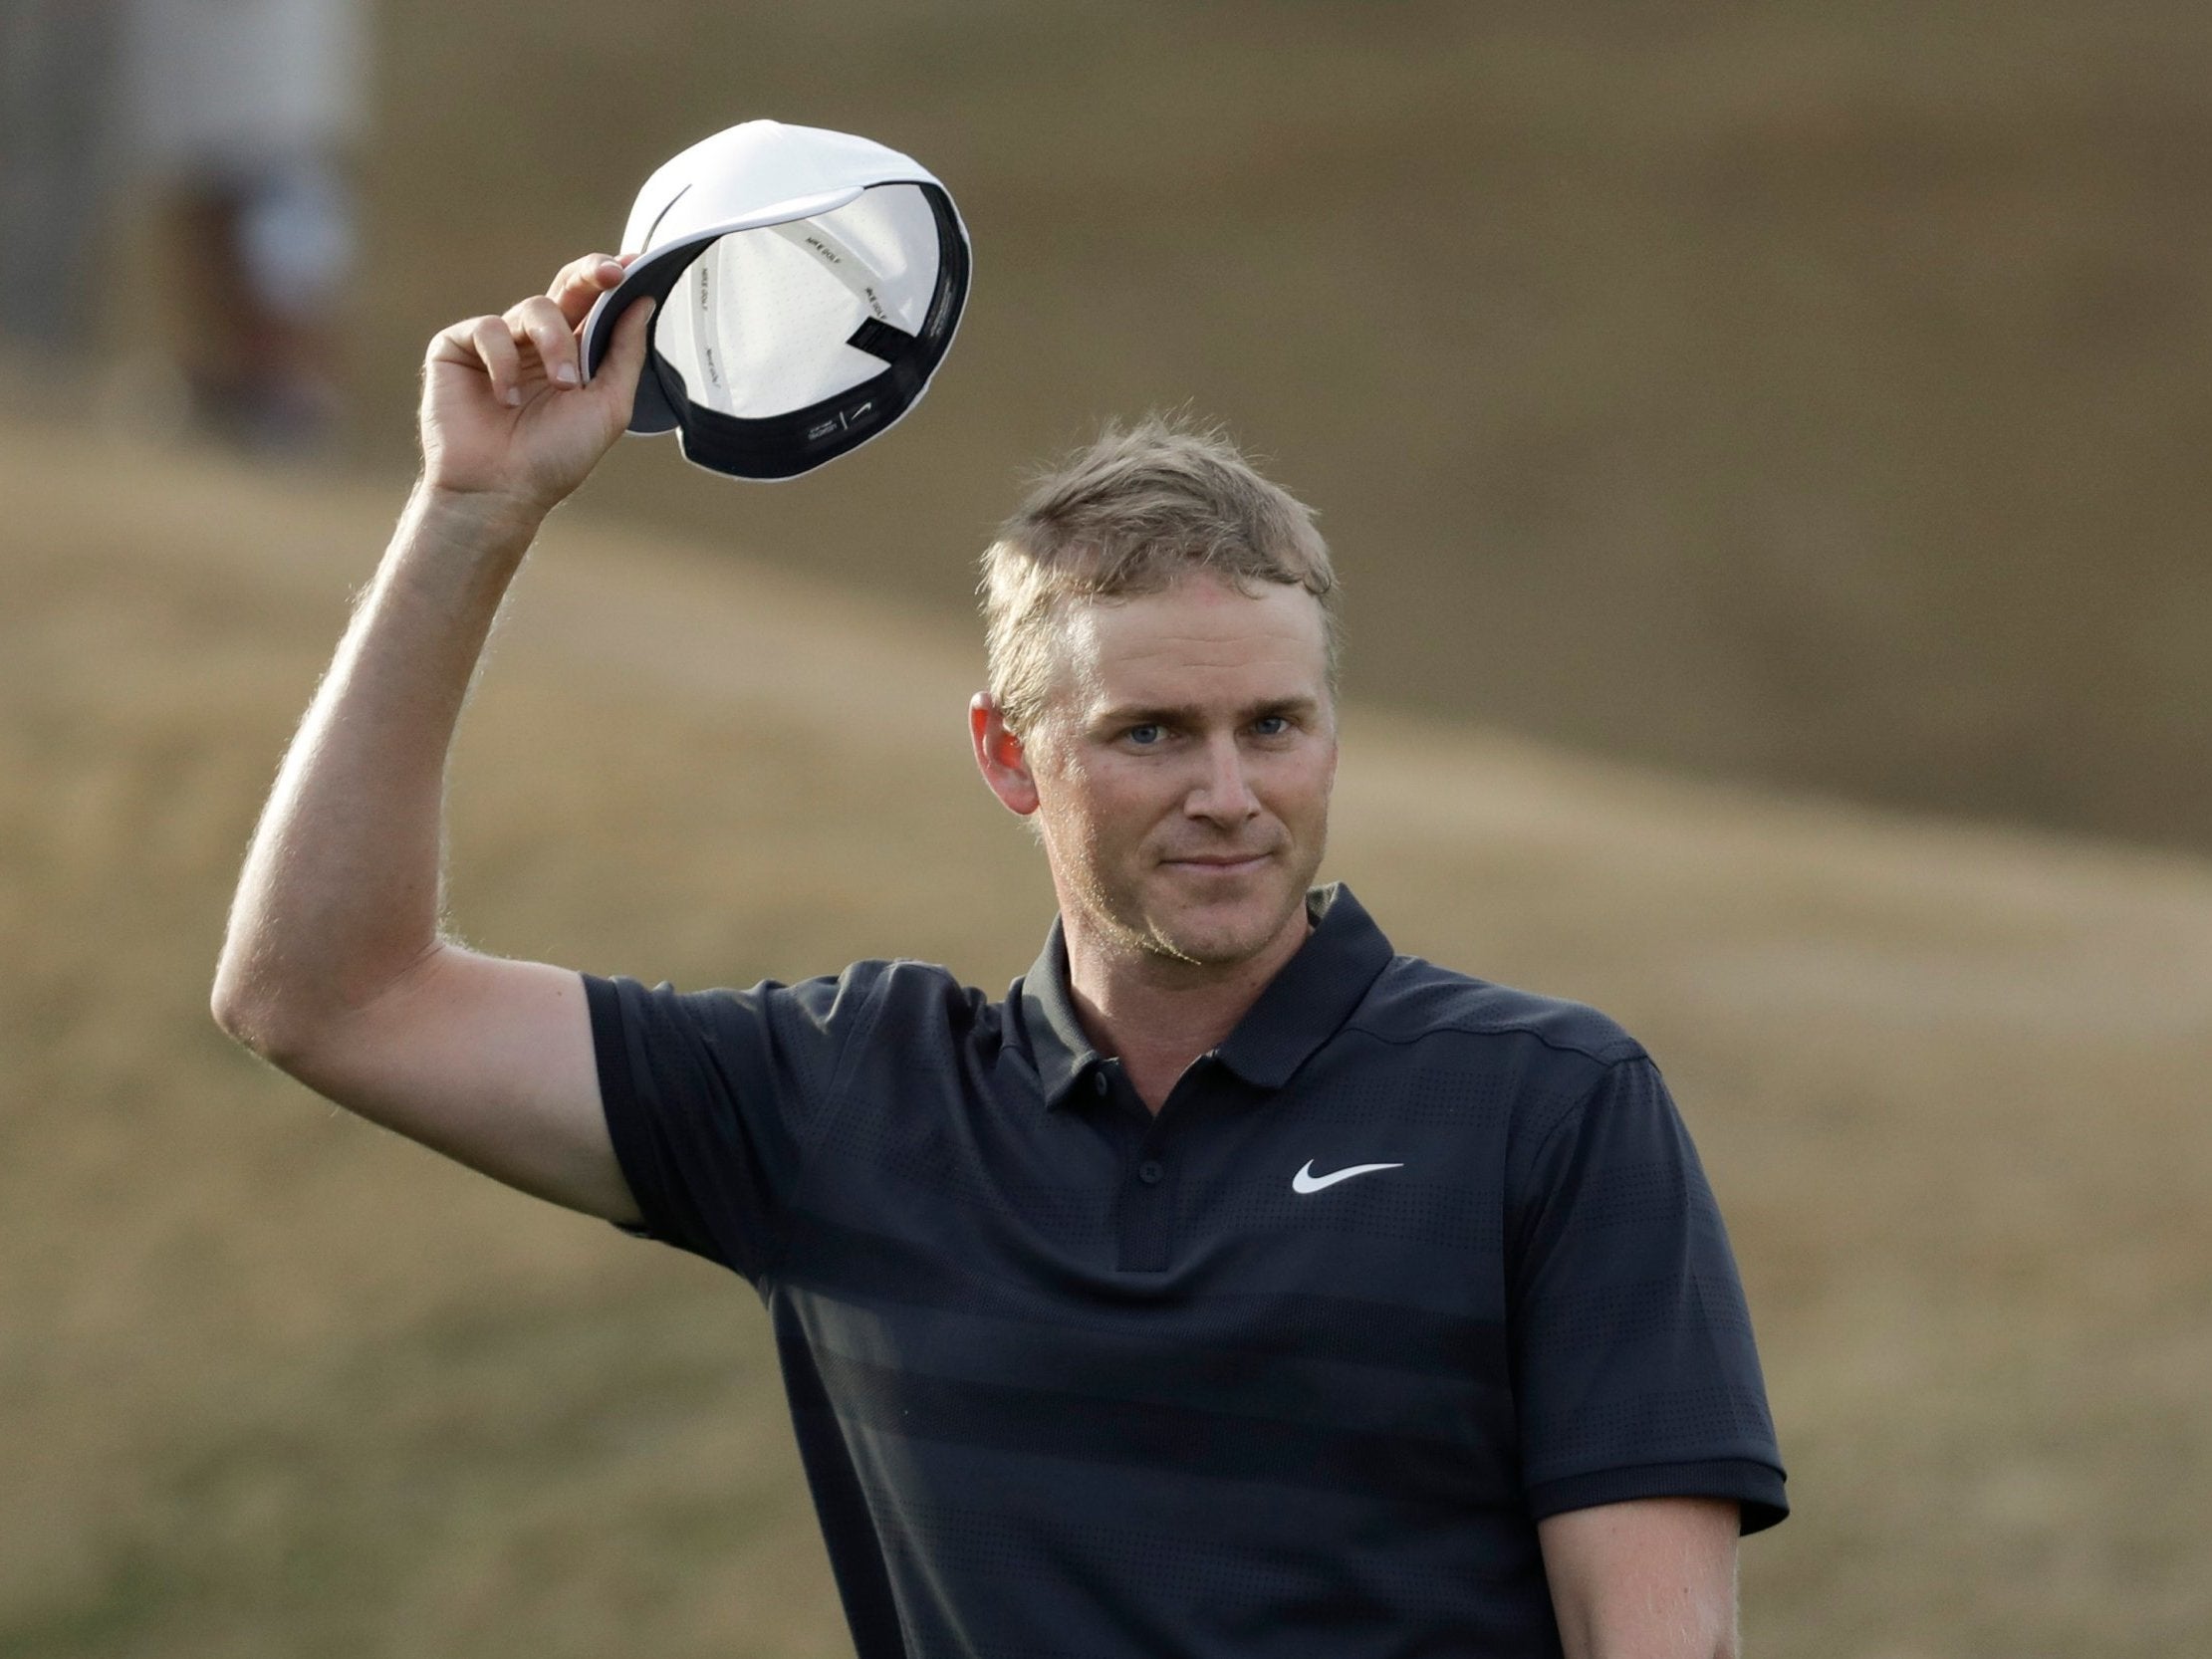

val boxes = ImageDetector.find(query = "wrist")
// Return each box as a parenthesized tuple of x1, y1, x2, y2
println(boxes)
(407, 479, 551, 551)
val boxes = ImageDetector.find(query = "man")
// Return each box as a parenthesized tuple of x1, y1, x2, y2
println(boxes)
(213, 253, 1787, 1657)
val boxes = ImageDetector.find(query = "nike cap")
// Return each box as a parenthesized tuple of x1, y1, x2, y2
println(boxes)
(581, 119, 970, 481)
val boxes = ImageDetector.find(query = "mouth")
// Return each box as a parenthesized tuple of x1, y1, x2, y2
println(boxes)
(1160, 851, 1277, 876)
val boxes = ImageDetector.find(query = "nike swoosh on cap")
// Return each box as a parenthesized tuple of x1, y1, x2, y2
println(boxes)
(1292, 1160, 1404, 1195)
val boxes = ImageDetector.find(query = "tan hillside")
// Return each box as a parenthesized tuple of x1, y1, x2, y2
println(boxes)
(311, 0, 2212, 853)
(3, 415, 2209, 1657)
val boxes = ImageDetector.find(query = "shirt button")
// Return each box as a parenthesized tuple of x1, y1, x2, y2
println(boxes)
(1138, 1160, 1164, 1185)
(1092, 1070, 1109, 1096)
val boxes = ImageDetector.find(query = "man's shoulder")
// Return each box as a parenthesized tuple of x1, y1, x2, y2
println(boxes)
(618, 957, 1002, 1048)
(769, 956, 997, 1017)
(787, 956, 1010, 1047)
(1346, 951, 1648, 1073)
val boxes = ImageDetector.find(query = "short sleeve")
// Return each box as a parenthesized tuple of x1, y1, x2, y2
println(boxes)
(1507, 1055, 1789, 1534)
(584, 964, 891, 1284)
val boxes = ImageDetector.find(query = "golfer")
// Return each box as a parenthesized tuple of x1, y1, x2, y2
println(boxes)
(213, 253, 1787, 1658)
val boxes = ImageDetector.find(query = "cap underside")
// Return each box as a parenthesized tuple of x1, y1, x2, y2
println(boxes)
(652, 183, 941, 418)
(584, 179, 969, 479)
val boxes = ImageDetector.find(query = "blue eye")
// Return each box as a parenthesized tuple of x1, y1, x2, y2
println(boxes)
(1126, 724, 1164, 746)
(1253, 715, 1289, 737)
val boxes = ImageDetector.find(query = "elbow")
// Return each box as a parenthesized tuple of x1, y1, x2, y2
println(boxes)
(209, 954, 318, 1068)
(211, 938, 443, 1066)
(210, 964, 285, 1061)
(210, 951, 254, 1044)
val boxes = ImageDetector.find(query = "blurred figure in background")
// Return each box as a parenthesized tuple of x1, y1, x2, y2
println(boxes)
(0, 0, 369, 452)
(0, 0, 125, 370)
(118, 0, 369, 452)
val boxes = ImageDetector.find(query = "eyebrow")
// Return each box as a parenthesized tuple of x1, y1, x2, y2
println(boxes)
(1092, 695, 1322, 728)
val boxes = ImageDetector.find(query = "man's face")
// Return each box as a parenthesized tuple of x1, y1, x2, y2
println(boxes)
(1012, 574, 1338, 971)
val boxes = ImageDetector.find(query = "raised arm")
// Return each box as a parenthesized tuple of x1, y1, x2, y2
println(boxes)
(210, 255, 655, 1221)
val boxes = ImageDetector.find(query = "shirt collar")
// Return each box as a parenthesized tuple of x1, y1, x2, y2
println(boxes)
(1014, 882, 1396, 1108)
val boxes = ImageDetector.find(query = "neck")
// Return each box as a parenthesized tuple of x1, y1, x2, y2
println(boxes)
(1062, 903, 1312, 1112)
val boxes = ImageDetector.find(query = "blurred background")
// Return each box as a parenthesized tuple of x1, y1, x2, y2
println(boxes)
(3, 1, 2209, 1655)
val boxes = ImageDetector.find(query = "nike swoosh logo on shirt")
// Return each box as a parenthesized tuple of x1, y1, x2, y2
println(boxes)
(1292, 1160, 1404, 1194)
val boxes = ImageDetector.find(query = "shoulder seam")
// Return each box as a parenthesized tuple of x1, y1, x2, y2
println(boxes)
(1339, 1017, 1645, 1067)
(757, 960, 903, 1289)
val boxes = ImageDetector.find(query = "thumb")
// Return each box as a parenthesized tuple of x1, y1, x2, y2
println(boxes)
(589, 295, 657, 410)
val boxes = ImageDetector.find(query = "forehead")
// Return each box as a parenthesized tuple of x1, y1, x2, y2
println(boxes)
(1046, 574, 1331, 717)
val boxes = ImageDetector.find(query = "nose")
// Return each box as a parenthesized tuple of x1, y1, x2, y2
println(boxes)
(1183, 732, 1260, 827)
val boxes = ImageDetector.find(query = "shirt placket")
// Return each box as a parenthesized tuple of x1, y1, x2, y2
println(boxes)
(1094, 1056, 1216, 1273)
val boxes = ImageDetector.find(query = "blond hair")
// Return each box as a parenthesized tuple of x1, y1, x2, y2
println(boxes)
(977, 414, 1339, 733)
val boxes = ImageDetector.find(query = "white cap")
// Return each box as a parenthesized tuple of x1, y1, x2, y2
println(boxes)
(582, 119, 971, 481)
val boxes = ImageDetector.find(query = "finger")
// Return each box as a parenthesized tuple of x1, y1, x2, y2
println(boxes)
(426, 312, 494, 367)
(587, 295, 656, 408)
(466, 315, 525, 405)
(505, 294, 581, 388)
(547, 251, 629, 328)
(545, 251, 619, 301)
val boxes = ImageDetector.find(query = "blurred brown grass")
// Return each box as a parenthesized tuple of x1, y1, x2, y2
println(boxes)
(286, 0, 2212, 852)
(3, 411, 2209, 1656)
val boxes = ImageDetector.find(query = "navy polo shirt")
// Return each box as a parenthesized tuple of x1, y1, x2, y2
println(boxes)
(585, 884, 1787, 1659)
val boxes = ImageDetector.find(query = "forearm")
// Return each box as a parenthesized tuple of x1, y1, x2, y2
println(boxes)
(212, 483, 542, 1048)
(1540, 1499, 1742, 1659)
(1555, 1602, 1739, 1659)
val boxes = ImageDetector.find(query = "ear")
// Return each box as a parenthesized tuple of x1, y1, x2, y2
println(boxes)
(970, 692, 1041, 817)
